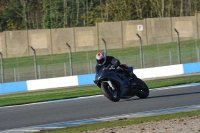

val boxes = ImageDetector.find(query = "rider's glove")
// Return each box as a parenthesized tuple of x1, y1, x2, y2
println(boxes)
(110, 65, 117, 70)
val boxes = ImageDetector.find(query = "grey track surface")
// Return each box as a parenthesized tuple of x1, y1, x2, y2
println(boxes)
(0, 85, 200, 131)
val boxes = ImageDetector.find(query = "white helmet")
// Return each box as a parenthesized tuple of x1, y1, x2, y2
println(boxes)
(96, 52, 106, 65)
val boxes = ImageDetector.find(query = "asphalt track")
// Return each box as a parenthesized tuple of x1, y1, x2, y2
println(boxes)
(0, 83, 200, 132)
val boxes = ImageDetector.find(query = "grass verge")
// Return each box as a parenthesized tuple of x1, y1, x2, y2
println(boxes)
(38, 110, 200, 133)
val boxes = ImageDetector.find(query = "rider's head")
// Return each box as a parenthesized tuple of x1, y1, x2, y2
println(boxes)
(96, 52, 106, 66)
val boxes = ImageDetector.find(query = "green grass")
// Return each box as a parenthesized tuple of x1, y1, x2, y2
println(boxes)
(2, 39, 200, 82)
(0, 86, 101, 106)
(3, 39, 200, 69)
(38, 110, 200, 133)
(1, 73, 200, 107)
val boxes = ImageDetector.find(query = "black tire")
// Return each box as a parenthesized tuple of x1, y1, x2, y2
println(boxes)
(101, 82, 121, 102)
(136, 78, 149, 99)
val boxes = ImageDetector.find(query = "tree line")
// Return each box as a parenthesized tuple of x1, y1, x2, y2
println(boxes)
(0, 0, 200, 31)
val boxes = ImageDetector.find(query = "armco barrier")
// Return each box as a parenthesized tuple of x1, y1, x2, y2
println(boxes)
(26, 76, 78, 91)
(77, 74, 95, 86)
(183, 62, 200, 74)
(134, 64, 184, 79)
(0, 81, 27, 94)
(0, 62, 200, 95)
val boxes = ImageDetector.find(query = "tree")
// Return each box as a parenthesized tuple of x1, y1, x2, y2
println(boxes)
(0, 0, 200, 31)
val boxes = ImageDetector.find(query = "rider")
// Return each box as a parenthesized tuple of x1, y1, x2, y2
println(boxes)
(95, 51, 138, 81)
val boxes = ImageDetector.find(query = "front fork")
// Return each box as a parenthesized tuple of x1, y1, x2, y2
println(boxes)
(106, 80, 115, 91)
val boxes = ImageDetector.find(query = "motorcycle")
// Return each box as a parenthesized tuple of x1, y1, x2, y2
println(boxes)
(94, 64, 149, 102)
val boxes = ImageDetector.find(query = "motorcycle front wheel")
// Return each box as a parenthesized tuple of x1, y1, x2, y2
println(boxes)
(101, 82, 121, 102)
(135, 78, 149, 99)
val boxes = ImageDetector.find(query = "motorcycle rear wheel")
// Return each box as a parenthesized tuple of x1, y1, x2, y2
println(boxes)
(101, 82, 121, 102)
(135, 78, 149, 99)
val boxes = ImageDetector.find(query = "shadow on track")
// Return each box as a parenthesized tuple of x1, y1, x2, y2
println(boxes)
(124, 91, 200, 102)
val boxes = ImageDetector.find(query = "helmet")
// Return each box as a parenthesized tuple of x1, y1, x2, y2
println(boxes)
(96, 52, 106, 65)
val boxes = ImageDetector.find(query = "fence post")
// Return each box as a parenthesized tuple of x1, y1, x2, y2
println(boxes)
(14, 68, 17, 82)
(174, 28, 181, 64)
(136, 34, 144, 68)
(199, 48, 200, 62)
(30, 46, 39, 79)
(90, 60, 93, 73)
(197, 48, 200, 62)
(102, 38, 107, 54)
(64, 62, 67, 76)
(169, 51, 172, 65)
(38, 65, 41, 79)
(66, 43, 73, 76)
(0, 52, 4, 83)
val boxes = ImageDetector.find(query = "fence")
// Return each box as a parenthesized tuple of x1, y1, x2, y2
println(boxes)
(0, 33, 200, 83)
(1, 14, 200, 83)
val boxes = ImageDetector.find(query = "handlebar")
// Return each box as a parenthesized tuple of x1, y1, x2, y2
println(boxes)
(103, 64, 111, 70)
(104, 64, 116, 70)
